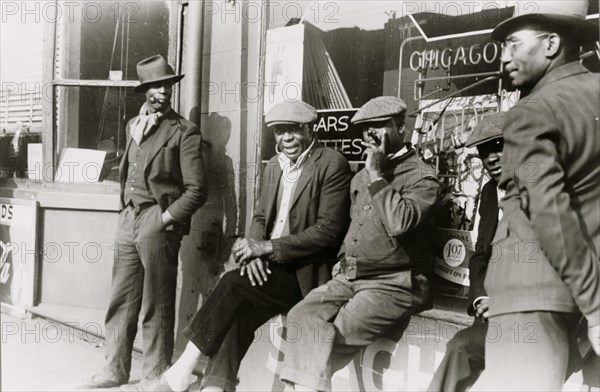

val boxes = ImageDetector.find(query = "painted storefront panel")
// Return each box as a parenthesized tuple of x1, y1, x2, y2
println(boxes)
(0, 197, 37, 316)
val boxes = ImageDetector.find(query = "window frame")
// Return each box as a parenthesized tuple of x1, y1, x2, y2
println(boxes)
(36, 1, 181, 193)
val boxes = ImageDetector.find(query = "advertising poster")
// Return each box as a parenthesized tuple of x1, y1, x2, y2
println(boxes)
(263, 24, 305, 114)
(433, 228, 476, 287)
(262, 108, 364, 163)
(0, 198, 38, 316)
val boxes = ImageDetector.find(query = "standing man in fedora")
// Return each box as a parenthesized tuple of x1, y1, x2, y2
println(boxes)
(477, 1, 600, 389)
(86, 54, 208, 388)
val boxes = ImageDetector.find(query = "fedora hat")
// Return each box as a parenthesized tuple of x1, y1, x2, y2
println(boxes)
(492, 0, 598, 44)
(134, 55, 184, 93)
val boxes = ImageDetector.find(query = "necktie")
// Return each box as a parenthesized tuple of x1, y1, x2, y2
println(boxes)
(130, 103, 164, 145)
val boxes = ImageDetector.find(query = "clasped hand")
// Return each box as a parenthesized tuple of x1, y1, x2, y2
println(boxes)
(231, 238, 273, 286)
(240, 258, 272, 287)
(231, 238, 271, 264)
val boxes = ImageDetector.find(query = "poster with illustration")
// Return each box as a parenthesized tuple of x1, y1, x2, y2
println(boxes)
(264, 24, 305, 113)
(0, 198, 37, 315)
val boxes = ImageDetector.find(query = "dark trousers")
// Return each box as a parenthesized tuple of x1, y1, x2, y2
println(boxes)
(427, 320, 487, 392)
(279, 268, 430, 392)
(183, 264, 304, 392)
(103, 205, 182, 380)
(429, 314, 599, 391)
(474, 311, 580, 391)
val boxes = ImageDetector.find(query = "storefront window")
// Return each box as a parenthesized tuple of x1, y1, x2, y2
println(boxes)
(262, 2, 409, 162)
(53, 85, 145, 183)
(261, 2, 511, 163)
(56, 1, 170, 81)
(50, 1, 171, 184)
(0, 7, 44, 180)
(261, 2, 516, 306)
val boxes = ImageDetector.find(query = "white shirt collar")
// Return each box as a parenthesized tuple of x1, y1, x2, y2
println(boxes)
(390, 144, 410, 160)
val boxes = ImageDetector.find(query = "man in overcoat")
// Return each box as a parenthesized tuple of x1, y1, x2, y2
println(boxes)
(477, 1, 600, 389)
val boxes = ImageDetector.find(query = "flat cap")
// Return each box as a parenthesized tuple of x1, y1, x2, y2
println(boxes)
(351, 96, 407, 124)
(265, 100, 317, 127)
(465, 112, 505, 148)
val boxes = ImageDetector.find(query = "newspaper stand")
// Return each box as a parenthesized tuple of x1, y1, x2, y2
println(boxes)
(398, 30, 512, 299)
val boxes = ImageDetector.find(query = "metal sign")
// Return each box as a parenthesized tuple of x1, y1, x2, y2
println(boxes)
(398, 33, 505, 121)
(0, 198, 38, 316)
(313, 109, 363, 162)
(261, 108, 364, 163)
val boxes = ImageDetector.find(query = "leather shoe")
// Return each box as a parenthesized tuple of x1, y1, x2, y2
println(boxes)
(120, 375, 188, 392)
(83, 373, 128, 389)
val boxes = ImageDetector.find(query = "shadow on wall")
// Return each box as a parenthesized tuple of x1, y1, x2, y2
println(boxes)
(175, 110, 238, 353)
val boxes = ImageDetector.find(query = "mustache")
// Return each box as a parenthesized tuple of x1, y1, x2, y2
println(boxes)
(149, 95, 170, 104)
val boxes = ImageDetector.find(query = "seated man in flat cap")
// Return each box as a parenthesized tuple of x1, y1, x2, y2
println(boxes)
(427, 113, 505, 392)
(279, 96, 440, 392)
(126, 100, 352, 392)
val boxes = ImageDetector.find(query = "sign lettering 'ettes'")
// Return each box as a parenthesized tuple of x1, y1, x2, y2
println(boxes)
(314, 109, 364, 161)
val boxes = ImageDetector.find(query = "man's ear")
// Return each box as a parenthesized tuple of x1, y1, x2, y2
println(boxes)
(394, 116, 406, 134)
(545, 33, 561, 57)
(305, 123, 315, 135)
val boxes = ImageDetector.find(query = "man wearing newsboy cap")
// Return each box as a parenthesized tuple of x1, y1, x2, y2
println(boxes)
(280, 96, 439, 392)
(126, 100, 351, 392)
(475, 1, 600, 390)
(86, 55, 207, 388)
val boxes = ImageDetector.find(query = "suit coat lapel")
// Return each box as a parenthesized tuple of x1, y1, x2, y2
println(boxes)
(289, 143, 323, 211)
(144, 116, 179, 176)
(119, 128, 134, 185)
(489, 184, 499, 238)
(265, 161, 282, 229)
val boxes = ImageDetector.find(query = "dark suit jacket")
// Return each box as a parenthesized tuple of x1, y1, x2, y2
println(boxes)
(119, 109, 208, 235)
(249, 141, 351, 297)
(485, 62, 600, 328)
(467, 180, 498, 316)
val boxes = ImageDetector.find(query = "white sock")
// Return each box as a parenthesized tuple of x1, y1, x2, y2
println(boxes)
(164, 366, 192, 391)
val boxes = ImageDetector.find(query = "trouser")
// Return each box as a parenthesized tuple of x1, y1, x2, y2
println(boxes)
(472, 311, 580, 391)
(103, 204, 182, 380)
(279, 267, 429, 392)
(427, 319, 487, 392)
(183, 264, 304, 392)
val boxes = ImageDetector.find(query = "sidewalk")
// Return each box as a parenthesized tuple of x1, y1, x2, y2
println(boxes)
(1, 312, 139, 391)
(1, 313, 204, 392)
